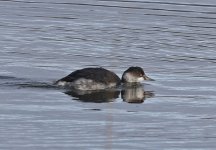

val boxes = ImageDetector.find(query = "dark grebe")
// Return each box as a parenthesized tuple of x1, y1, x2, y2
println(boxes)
(55, 66, 153, 90)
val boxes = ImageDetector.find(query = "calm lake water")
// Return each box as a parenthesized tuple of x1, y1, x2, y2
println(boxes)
(0, 0, 216, 149)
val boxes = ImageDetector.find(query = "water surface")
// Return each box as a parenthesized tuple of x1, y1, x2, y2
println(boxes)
(0, 0, 216, 149)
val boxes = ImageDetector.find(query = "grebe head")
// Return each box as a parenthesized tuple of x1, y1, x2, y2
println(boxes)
(121, 67, 154, 83)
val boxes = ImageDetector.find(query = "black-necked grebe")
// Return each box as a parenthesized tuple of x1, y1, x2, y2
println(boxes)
(55, 66, 153, 90)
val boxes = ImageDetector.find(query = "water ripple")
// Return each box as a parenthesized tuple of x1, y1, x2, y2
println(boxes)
(1, 0, 216, 149)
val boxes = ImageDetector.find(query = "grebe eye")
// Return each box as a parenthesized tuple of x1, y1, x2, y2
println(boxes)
(140, 74, 143, 77)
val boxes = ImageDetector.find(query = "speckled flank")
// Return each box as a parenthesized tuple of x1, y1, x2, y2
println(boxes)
(57, 78, 117, 90)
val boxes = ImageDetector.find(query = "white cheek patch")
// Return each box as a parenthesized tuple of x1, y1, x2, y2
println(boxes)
(56, 81, 67, 86)
(137, 77, 144, 82)
(123, 73, 144, 83)
(123, 73, 135, 82)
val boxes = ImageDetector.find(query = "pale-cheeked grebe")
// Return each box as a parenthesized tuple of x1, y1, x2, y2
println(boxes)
(55, 66, 153, 90)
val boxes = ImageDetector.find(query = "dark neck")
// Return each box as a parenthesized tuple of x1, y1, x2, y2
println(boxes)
(121, 78, 127, 83)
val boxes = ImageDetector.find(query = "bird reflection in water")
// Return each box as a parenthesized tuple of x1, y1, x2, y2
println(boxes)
(65, 89, 120, 103)
(64, 84, 154, 103)
(121, 84, 154, 103)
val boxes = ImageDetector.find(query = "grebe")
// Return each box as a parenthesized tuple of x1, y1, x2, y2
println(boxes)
(55, 66, 153, 90)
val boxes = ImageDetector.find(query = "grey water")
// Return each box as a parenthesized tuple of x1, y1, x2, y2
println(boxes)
(1, 0, 216, 149)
